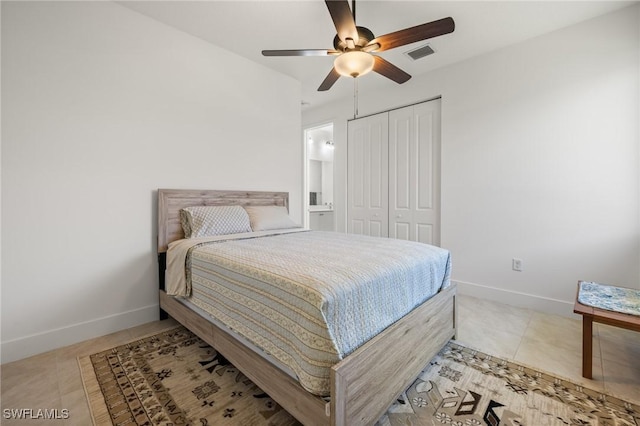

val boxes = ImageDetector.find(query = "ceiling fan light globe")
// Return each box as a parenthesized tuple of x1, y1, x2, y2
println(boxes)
(334, 51, 375, 78)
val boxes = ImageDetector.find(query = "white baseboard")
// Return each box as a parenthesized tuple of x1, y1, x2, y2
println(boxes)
(1, 284, 578, 363)
(453, 280, 578, 318)
(1, 304, 159, 364)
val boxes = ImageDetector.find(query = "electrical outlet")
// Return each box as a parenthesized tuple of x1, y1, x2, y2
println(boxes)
(512, 258, 523, 272)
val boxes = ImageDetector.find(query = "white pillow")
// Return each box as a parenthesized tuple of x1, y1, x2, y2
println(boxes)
(243, 206, 298, 231)
(180, 205, 252, 238)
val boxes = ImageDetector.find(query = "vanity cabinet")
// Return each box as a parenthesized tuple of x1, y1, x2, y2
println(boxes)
(309, 211, 334, 231)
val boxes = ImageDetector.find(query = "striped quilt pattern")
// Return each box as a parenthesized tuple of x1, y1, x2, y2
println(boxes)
(186, 230, 451, 396)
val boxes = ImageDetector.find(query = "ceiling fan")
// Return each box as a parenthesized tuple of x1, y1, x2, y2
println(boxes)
(262, 0, 455, 91)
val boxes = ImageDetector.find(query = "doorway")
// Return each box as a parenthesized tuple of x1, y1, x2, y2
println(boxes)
(304, 123, 335, 231)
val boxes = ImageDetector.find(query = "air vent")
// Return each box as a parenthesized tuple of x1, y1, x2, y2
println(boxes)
(405, 44, 435, 61)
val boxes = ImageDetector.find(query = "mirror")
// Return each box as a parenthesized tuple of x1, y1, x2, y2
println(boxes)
(308, 159, 334, 206)
(305, 124, 334, 208)
(308, 159, 323, 205)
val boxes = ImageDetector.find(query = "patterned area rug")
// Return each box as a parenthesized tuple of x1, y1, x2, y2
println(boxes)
(79, 326, 639, 426)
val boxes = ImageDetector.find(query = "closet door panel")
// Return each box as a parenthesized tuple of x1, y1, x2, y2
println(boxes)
(413, 100, 441, 245)
(369, 220, 384, 237)
(416, 224, 434, 245)
(369, 123, 385, 211)
(394, 222, 411, 241)
(347, 112, 389, 237)
(389, 105, 416, 241)
(393, 114, 411, 211)
(351, 131, 365, 209)
(389, 100, 441, 245)
(416, 106, 435, 211)
(351, 219, 365, 235)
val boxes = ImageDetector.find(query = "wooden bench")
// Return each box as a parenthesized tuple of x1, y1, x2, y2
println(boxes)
(573, 281, 640, 379)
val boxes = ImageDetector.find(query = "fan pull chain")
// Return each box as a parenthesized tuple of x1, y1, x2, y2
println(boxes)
(353, 77, 359, 119)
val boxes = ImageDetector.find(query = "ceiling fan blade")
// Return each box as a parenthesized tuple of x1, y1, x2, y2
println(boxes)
(325, 0, 359, 44)
(370, 17, 455, 52)
(373, 56, 411, 84)
(318, 67, 341, 91)
(262, 49, 337, 57)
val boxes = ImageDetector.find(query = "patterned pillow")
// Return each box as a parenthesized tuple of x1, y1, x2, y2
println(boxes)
(180, 205, 252, 238)
(243, 206, 298, 231)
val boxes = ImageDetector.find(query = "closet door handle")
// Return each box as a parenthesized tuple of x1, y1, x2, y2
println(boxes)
(396, 214, 402, 218)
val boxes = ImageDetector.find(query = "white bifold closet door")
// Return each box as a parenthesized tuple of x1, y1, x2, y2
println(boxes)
(389, 99, 441, 245)
(347, 112, 389, 237)
(347, 99, 441, 245)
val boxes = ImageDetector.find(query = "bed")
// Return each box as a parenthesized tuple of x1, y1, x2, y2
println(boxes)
(157, 188, 457, 426)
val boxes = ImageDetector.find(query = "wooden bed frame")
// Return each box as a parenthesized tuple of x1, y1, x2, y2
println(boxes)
(157, 188, 457, 426)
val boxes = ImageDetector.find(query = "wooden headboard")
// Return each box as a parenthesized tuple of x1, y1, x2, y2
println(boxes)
(157, 189, 289, 253)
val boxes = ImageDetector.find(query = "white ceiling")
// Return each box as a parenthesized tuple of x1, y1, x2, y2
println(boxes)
(118, 0, 636, 109)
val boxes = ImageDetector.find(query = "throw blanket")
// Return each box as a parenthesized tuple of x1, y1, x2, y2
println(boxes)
(166, 230, 451, 395)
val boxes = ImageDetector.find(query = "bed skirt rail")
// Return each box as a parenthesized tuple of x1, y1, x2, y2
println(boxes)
(159, 283, 456, 426)
(159, 290, 329, 425)
(331, 283, 457, 425)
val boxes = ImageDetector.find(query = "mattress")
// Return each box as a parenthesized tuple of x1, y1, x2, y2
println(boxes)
(166, 229, 451, 396)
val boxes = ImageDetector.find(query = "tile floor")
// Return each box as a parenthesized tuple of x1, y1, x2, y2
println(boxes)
(1, 295, 638, 425)
(456, 294, 639, 404)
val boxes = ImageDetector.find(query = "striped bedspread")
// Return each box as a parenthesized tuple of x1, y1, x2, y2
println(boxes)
(166, 230, 451, 396)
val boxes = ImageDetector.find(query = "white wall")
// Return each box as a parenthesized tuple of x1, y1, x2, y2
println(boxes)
(1, 1, 302, 362)
(304, 5, 640, 316)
